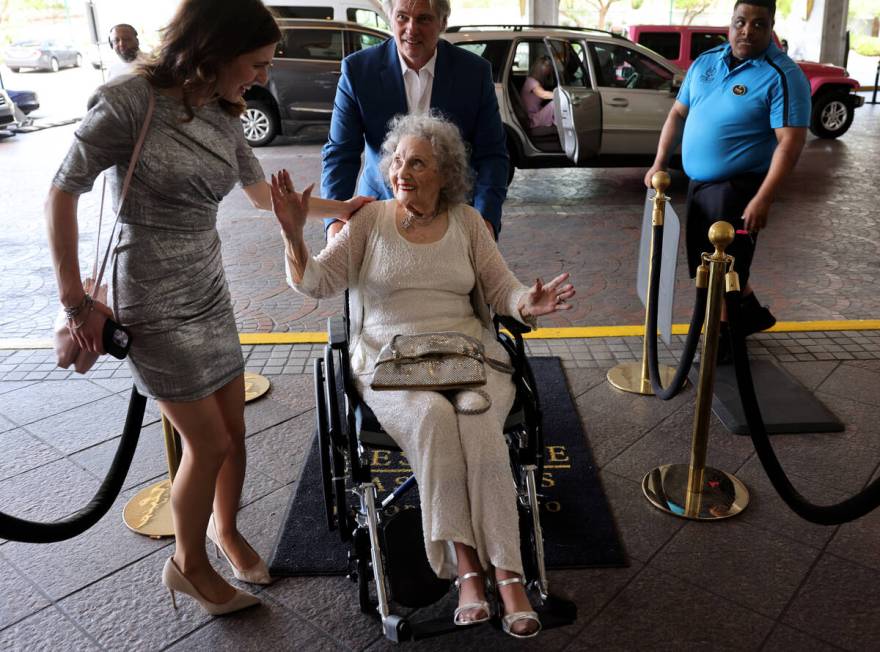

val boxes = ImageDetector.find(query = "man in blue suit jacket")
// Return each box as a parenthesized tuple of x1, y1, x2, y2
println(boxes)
(321, 0, 509, 238)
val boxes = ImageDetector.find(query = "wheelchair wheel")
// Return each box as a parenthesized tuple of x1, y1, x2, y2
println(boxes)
(324, 347, 355, 541)
(314, 359, 335, 532)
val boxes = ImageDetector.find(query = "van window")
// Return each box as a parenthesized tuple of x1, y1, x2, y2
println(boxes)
(347, 8, 389, 30)
(350, 30, 386, 53)
(273, 7, 333, 19)
(454, 40, 510, 82)
(637, 32, 680, 61)
(690, 32, 728, 60)
(546, 39, 588, 87)
(589, 43, 674, 91)
(278, 28, 344, 61)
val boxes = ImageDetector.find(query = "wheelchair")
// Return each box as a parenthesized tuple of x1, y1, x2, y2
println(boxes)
(313, 308, 577, 642)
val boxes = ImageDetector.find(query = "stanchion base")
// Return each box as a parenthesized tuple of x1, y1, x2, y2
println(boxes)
(642, 463, 749, 520)
(122, 479, 174, 538)
(607, 362, 679, 395)
(244, 372, 271, 403)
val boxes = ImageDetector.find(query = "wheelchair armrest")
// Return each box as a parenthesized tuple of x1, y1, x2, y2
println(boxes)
(327, 316, 349, 350)
(495, 314, 531, 338)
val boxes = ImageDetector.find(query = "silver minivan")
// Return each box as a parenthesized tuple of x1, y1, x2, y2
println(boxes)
(444, 25, 683, 181)
(267, 0, 388, 29)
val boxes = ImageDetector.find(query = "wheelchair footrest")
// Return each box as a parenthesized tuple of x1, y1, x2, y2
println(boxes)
(535, 593, 578, 630)
(407, 616, 464, 641)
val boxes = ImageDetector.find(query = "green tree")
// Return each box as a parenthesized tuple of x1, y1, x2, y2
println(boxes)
(560, 0, 622, 29)
(850, 0, 880, 36)
(776, 0, 793, 18)
(675, 0, 717, 25)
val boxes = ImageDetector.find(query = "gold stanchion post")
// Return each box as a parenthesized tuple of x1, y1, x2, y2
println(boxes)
(641, 221, 749, 520)
(122, 415, 179, 538)
(607, 171, 679, 395)
(123, 372, 271, 537)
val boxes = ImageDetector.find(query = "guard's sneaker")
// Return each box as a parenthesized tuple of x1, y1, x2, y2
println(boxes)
(739, 293, 776, 336)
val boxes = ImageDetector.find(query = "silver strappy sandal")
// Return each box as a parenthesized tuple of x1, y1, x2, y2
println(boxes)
(496, 576, 541, 638)
(453, 571, 491, 626)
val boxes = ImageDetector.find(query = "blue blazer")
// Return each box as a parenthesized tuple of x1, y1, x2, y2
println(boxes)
(321, 38, 509, 235)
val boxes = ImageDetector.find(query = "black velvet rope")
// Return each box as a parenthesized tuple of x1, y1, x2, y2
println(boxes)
(0, 386, 146, 543)
(726, 291, 880, 525)
(645, 223, 708, 400)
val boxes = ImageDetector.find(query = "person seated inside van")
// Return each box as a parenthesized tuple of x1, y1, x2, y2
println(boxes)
(519, 56, 555, 129)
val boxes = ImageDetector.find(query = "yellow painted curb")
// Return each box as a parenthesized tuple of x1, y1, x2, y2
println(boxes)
(238, 332, 327, 344)
(3, 320, 879, 350)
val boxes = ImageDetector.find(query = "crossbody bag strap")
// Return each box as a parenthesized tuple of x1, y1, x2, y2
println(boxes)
(93, 88, 156, 289)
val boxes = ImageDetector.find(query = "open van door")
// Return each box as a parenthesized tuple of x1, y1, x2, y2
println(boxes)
(544, 38, 601, 163)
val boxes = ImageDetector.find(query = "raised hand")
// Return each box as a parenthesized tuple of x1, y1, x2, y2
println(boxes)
(270, 169, 312, 237)
(520, 272, 576, 319)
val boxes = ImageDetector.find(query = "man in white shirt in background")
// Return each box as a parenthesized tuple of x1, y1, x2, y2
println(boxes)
(107, 24, 142, 79)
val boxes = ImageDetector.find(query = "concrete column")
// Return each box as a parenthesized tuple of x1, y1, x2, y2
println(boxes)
(818, 0, 849, 66)
(528, 0, 558, 25)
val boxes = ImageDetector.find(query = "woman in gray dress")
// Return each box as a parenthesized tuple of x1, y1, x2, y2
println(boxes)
(46, 0, 367, 616)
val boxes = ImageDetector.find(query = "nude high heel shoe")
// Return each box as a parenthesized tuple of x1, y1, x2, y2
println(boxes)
(162, 557, 261, 616)
(206, 514, 272, 585)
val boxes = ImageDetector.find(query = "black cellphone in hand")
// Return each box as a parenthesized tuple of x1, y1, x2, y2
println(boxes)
(102, 318, 132, 359)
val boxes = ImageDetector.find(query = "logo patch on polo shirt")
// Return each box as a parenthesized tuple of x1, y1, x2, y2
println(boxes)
(700, 68, 716, 83)
(732, 84, 747, 96)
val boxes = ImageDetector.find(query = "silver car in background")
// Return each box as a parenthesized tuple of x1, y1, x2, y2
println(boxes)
(444, 25, 683, 182)
(4, 39, 82, 72)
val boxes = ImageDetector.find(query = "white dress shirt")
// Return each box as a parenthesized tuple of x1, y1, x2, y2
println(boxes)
(397, 49, 437, 114)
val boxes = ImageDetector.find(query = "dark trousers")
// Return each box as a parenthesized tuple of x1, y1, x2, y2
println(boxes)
(685, 173, 764, 289)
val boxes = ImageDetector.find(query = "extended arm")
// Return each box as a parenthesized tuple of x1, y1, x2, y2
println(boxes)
(644, 100, 688, 187)
(469, 210, 574, 323)
(742, 126, 807, 232)
(242, 180, 370, 219)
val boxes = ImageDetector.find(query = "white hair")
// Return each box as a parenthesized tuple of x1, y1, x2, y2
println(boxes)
(382, 0, 451, 24)
(379, 112, 473, 208)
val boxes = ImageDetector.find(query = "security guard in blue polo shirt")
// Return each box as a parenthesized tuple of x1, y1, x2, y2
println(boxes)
(646, 0, 810, 361)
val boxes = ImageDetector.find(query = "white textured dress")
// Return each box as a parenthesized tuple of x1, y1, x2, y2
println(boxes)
(290, 200, 532, 577)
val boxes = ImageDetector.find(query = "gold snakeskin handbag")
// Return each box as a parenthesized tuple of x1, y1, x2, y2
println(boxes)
(371, 332, 510, 392)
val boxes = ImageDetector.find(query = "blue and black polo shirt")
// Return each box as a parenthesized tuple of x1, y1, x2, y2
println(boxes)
(678, 41, 810, 182)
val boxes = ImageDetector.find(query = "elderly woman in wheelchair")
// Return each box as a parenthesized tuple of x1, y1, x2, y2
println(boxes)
(271, 113, 575, 638)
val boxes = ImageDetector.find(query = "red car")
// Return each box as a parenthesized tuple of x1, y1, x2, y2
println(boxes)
(629, 24, 864, 139)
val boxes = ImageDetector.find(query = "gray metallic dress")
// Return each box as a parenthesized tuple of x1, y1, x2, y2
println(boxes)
(53, 75, 264, 401)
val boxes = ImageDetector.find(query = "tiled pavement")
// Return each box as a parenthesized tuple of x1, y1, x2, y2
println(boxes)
(1, 338, 880, 650)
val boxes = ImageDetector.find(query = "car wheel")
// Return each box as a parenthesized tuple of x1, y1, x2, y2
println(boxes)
(810, 92, 854, 139)
(50, 57, 60, 73)
(75, 53, 82, 67)
(240, 101, 278, 147)
(8, 67, 19, 73)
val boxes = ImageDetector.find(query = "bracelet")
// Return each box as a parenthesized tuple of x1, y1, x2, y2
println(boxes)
(66, 294, 94, 329)
(63, 292, 92, 320)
